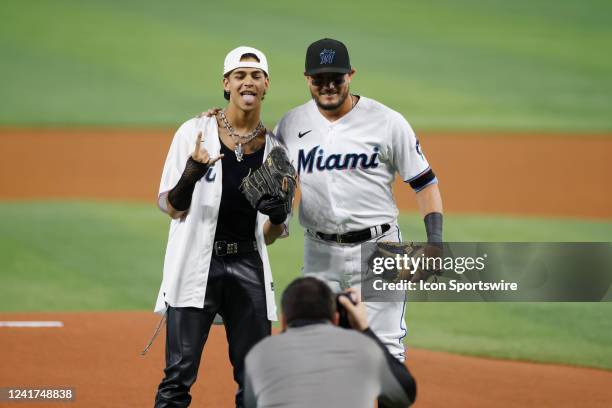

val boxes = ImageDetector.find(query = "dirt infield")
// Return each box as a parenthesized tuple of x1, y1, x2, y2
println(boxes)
(1, 128, 610, 218)
(1, 312, 611, 408)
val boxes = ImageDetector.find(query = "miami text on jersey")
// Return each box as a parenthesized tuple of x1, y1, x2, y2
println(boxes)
(297, 145, 380, 174)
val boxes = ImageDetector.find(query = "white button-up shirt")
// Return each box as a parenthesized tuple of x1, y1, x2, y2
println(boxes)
(154, 116, 283, 321)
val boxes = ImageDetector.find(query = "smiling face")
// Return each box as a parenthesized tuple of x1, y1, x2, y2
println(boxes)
(223, 57, 269, 111)
(306, 70, 354, 111)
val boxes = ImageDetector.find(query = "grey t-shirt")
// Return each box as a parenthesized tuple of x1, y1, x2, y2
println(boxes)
(244, 323, 413, 408)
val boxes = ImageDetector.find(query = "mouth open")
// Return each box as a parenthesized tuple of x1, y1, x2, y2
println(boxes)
(240, 91, 257, 104)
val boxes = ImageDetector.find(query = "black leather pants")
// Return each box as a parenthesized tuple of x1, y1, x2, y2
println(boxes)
(154, 252, 271, 408)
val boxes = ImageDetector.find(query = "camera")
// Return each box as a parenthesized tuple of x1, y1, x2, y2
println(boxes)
(336, 293, 357, 329)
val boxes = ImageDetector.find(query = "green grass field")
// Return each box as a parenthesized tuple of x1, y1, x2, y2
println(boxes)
(1, 0, 610, 373)
(1, 201, 611, 369)
(1, 0, 611, 130)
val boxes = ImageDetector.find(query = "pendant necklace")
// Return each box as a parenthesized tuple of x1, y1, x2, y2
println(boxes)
(219, 110, 264, 162)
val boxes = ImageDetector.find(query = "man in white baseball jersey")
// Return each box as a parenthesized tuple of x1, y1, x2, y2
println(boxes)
(274, 38, 444, 361)
(153, 46, 288, 408)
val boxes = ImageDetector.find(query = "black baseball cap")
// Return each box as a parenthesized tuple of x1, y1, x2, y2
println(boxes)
(304, 38, 351, 76)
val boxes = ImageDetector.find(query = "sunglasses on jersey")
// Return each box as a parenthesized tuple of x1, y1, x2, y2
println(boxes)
(309, 74, 347, 87)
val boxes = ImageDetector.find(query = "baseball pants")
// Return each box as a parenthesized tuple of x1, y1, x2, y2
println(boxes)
(154, 252, 271, 408)
(303, 223, 407, 361)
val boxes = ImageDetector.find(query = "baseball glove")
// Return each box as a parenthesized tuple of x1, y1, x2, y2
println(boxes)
(370, 242, 443, 283)
(240, 146, 297, 217)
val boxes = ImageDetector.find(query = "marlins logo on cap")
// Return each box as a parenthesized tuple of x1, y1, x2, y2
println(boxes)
(305, 38, 351, 75)
(319, 49, 336, 65)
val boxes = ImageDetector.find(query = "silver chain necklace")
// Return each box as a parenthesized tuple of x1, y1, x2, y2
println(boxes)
(219, 110, 264, 162)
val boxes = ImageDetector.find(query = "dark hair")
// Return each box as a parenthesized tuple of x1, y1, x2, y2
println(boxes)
(281, 277, 336, 324)
(240, 53, 260, 62)
(223, 53, 266, 101)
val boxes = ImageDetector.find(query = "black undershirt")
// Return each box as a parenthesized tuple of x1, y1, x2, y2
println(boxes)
(213, 139, 265, 242)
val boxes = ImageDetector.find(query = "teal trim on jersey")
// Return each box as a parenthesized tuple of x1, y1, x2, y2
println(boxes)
(395, 226, 408, 345)
(1, 201, 611, 369)
(1, 0, 611, 131)
(398, 290, 408, 346)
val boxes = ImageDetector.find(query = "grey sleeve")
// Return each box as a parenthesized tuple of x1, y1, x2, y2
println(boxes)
(362, 328, 417, 407)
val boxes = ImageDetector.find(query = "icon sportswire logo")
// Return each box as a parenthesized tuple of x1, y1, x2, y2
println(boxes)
(298, 130, 312, 138)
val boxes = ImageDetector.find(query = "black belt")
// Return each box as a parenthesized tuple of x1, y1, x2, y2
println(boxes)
(213, 240, 258, 256)
(313, 224, 391, 244)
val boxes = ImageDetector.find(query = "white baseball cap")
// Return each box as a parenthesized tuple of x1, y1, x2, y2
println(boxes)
(223, 46, 269, 76)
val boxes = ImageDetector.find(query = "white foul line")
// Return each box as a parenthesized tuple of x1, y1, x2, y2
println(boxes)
(0, 321, 64, 328)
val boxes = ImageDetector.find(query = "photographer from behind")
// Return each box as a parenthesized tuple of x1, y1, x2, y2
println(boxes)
(243, 277, 417, 408)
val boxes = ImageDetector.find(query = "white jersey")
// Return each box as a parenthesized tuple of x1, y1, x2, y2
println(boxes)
(154, 116, 282, 321)
(275, 96, 434, 235)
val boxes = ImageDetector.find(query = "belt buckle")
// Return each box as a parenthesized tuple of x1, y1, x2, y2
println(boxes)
(336, 234, 343, 244)
(227, 242, 238, 255)
(214, 241, 227, 256)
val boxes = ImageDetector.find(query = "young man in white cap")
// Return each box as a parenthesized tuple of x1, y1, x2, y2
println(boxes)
(153, 46, 288, 408)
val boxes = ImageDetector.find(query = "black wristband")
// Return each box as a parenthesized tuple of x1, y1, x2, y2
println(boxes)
(167, 157, 209, 211)
(424, 212, 443, 245)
